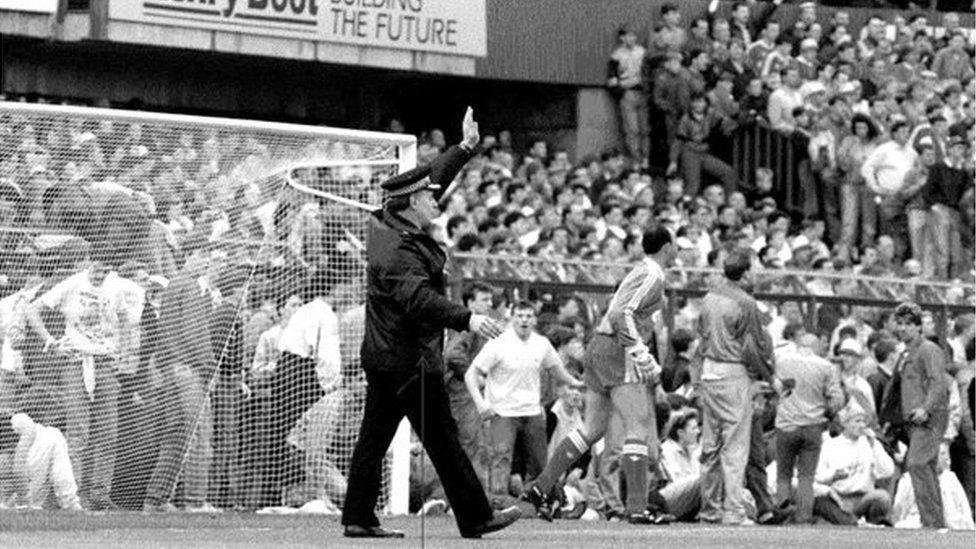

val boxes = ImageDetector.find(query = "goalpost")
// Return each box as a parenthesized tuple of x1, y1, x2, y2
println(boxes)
(0, 101, 414, 515)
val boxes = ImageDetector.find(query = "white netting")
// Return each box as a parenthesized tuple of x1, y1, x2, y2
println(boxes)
(0, 103, 413, 513)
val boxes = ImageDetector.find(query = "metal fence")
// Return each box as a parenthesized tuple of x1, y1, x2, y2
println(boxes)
(450, 252, 976, 341)
(731, 121, 815, 219)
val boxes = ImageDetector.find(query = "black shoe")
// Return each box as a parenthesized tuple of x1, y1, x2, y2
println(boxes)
(758, 508, 791, 525)
(521, 485, 553, 522)
(343, 525, 405, 538)
(462, 506, 522, 539)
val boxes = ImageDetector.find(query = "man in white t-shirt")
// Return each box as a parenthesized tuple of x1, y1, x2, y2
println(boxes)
(767, 67, 804, 133)
(813, 405, 894, 525)
(860, 121, 918, 257)
(465, 302, 582, 500)
(26, 260, 144, 510)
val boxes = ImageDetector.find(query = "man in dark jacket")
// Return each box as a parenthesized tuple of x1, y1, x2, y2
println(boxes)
(143, 234, 223, 512)
(342, 108, 521, 539)
(887, 302, 950, 529)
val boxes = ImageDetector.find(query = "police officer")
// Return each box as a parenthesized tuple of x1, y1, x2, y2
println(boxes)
(341, 108, 522, 539)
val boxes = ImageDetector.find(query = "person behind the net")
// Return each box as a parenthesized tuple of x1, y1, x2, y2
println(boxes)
(25, 257, 143, 512)
(268, 270, 340, 504)
(524, 225, 676, 524)
(6, 412, 82, 510)
(341, 107, 521, 540)
(142, 235, 225, 514)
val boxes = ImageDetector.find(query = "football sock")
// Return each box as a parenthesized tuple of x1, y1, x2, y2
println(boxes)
(621, 439, 650, 515)
(533, 429, 589, 492)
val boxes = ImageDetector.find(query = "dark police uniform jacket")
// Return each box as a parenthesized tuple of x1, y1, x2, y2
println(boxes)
(361, 145, 474, 376)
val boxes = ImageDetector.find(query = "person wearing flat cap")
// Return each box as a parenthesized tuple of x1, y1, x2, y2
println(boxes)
(342, 107, 521, 539)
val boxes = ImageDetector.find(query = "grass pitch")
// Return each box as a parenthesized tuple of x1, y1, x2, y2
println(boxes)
(1, 511, 974, 548)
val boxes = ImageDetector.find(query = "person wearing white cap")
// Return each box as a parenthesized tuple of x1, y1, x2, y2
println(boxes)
(837, 338, 878, 424)
(793, 38, 820, 81)
(839, 80, 870, 116)
(800, 80, 828, 111)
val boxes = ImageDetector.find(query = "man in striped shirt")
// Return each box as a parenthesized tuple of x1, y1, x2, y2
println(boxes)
(525, 226, 675, 524)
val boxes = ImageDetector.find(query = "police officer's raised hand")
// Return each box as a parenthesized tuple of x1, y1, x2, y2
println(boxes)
(461, 106, 479, 150)
(469, 314, 503, 339)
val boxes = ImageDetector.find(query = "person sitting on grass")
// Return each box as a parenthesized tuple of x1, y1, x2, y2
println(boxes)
(812, 404, 894, 526)
(3, 413, 81, 510)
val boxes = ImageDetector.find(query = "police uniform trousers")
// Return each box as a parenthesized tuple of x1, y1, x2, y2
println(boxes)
(342, 369, 493, 535)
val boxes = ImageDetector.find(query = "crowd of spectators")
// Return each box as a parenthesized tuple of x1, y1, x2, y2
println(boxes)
(0, 110, 392, 512)
(0, 0, 973, 523)
(398, 1, 976, 291)
(419, 279, 975, 529)
(0, 234, 372, 513)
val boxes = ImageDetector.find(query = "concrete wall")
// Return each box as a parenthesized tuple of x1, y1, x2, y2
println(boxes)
(10, 2, 975, 87)
(1, 36, 582, 155)
(576, 88, 622, 162)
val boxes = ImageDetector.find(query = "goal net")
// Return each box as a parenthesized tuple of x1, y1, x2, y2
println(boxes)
(0, 102, 415, 514)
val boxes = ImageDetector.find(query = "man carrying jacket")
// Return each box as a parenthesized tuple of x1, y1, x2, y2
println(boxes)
(341, 108, 521, 539)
